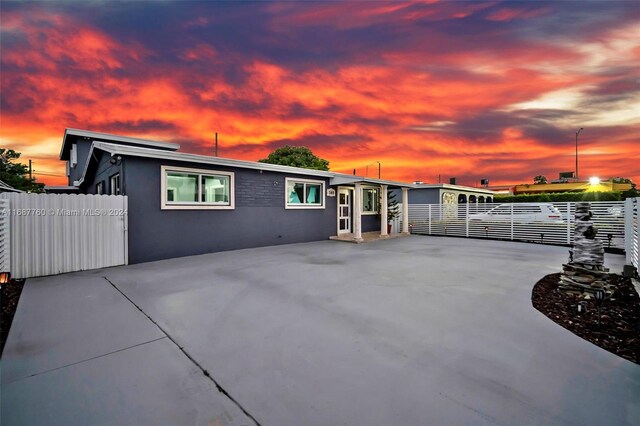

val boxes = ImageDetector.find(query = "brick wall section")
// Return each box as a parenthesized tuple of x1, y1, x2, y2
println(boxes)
(235, 172, 285, 207)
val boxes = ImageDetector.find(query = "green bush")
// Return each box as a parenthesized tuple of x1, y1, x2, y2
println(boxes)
(494, 191, 622, 203)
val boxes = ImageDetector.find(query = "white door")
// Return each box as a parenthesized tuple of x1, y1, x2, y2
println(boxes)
(338, 188, 352, 234)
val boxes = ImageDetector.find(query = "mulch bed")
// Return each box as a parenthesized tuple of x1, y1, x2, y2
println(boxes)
(1, 280, 25, 356)
(532, 273, 640, 364)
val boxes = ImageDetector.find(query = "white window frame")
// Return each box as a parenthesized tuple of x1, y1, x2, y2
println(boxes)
(361, 185, 379, 215)
(110, 173, 121, 195)
(96, 181, 104, 195)
(285, 177, 325, 209)
(161, 165, 235, 210)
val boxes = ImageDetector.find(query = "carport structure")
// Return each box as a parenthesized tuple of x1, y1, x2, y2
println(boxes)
(2, 237, 639, 426)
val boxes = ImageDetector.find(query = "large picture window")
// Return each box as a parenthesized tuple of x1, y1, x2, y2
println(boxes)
(161, 166, 234, 210)
(362, 187, 379, 214)
(285, 178, 324, 209)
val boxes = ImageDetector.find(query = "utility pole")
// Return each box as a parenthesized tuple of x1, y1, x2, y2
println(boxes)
(29, 159, 32, 181)
(378, 162, 381, 179)
(215, 132, 218, 157)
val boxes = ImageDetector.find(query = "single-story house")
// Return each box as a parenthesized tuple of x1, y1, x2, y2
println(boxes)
(57, 129, 413, 264)
(393, 183, 495, 205)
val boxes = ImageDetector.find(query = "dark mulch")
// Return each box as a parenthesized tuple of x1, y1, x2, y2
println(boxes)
(532, 273, 640, 364)
(1, 280, 25, 356)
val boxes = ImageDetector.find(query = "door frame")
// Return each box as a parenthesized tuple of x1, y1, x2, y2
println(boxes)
(337, 186, 353, 235)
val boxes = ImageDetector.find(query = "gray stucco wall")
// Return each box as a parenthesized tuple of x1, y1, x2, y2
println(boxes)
(68, 138, 93, 184)
(123, 157, 338, 264)
(82, 151, 122, 194)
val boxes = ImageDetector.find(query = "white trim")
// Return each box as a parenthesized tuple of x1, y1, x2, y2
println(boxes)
(70, 144, 78, 167)
(337, 186, 353, 234)
(60, 128, 179, 160)
(161, 165, 235, 210)
(110, 173, 121, 195)
(285, 177, 325, 209)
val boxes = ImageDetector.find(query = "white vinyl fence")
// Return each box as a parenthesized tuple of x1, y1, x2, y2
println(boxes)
(0, 198, 9, 272)
(403, 201, 626, 249)
(0, 193, 128, 279)
(625, 197, 639, 269)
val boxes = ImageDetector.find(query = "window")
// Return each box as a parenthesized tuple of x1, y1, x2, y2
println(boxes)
(362, 187, 379, 214)
(161, 166, 234, 210)
(110, 174, 121, 195)
(96, 181, 104, 194)
(70, 144, 78, 167)
(285, 178, 324, 209)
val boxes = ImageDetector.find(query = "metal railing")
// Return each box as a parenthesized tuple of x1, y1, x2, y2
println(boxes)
(403, 201, 626, 249)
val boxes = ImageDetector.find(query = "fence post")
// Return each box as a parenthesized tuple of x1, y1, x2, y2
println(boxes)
(566, 202, 571, 245)
(510, 203, 514, 240)
(624, 198, 633, 265)
(635, 198, 640, 269)
(428, 204, 432, 235)
(465, 202, 469, 237)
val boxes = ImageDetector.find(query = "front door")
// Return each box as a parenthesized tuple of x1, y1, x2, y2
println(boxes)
(338, 188, 352, 234)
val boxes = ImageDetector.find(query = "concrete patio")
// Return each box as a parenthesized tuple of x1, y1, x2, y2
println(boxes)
(2, 236, 639, 425)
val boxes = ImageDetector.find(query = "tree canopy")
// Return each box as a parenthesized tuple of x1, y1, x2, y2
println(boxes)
(258, 146, 329, 171)
(533, 175, 548, 184)
(0, 149, 44, 192)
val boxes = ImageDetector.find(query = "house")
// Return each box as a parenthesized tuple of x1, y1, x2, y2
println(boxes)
(513, 180, 633, 195)
(58, 129, 413, 264)
(393, 183, 495, 206)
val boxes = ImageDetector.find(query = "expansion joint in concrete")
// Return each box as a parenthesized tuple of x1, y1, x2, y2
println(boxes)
(103, 276, 261, 426)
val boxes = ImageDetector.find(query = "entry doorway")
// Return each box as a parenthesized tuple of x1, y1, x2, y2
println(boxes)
(337, 188, 353, 234)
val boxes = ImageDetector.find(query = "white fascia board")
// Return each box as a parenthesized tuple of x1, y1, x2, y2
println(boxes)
(90, 142, 336, 179)
(60, 128, 181, 160)
(330, 174, 413, 188)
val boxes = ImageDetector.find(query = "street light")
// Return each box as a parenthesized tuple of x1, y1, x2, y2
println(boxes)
(575, 128, 583, 181)
(365, 161, 381, 179)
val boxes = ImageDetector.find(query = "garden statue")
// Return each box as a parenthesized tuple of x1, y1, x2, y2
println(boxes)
(559, 202, 611, 295)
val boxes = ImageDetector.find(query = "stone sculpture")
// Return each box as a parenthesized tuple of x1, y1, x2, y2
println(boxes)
(559, 202, 611, 295)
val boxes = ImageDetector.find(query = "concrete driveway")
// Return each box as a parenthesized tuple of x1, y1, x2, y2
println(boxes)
(2, 237, 639, 425)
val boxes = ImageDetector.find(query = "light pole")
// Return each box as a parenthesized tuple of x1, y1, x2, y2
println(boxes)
(365, 161, 381, 179)
(575, 127, 583, 181)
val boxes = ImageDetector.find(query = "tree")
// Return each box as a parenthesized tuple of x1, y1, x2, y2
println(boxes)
(259, 146, 329, 171)
(0, 149, 44, 192)
(386, 189, 400, 223)
(533, 175, 547, 184)
(612, 177, 633, 184)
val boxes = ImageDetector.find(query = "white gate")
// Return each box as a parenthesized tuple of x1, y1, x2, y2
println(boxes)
(0, 193, 128, 279)
(625, 197, 639, 269)
(403, 201, 626, 249)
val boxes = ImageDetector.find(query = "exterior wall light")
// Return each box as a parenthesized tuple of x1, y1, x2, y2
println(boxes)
(0, 272, 11, 286)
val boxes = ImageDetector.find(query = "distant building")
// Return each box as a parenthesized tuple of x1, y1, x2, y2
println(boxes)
(513, 179, 632, 195)
(393, 183, 495, 205)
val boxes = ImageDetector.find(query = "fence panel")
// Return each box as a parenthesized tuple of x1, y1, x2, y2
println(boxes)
(626, 197, 639, 268)
(0, 193, 128, 279)
(0, 199, 10, 272)
(406, 201, 626, 249)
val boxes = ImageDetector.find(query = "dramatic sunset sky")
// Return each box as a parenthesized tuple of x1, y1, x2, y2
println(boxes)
(1, 1, 638, 187)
